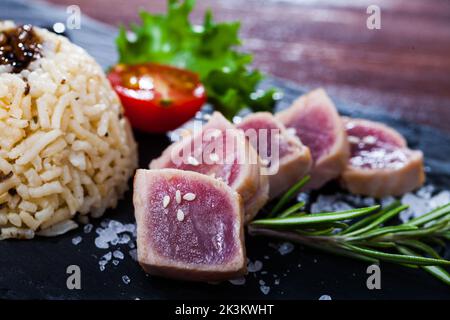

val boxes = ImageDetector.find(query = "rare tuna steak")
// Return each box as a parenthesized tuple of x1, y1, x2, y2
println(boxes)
(133, 169, 246, 282)
(237, 112, 312, 199)
(276, 89, 349, 189)
(150, 112, 267, 222)
(341, 117, 425, 197)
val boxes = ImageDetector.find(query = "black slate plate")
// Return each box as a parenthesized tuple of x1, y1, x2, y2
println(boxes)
(1, 0, 449, 300)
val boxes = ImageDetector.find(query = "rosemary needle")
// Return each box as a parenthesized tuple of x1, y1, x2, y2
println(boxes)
(270, 175, 310, 215)
(252, 206, 379, 227)
(253, 176, 450, 286)
(397, 246, 450, 285)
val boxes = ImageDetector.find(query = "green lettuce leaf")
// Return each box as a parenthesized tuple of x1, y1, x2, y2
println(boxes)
(116, 0, 279, 118)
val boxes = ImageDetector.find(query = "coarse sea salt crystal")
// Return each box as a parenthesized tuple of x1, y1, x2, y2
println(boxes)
(122, 275, 131, 284)
(99, 258, 109, 271)
(277, 242, 294, 256)
(381, 196, 396, 208)
(119, 234, 131, 244)
(429, 191, 450, 209)
(83, 223, 93, 234)
(95, 229, 116, 249)
(399, 185, 450, 223)
(311, 195, 353, 214)
(260, 285, 270, 295)
(229, 277, 246, 286)
(102, 252, 112, 261)
(113, 250, 124, 260)
(319, 295, 332, 300)
(129, 249, 138, 261)
(99, 260, 108, 266)
(94, 220, 137, 249)
(400, 193, 431, 223)
(247, 260, 263, 273)
(72, 236, 82, 245)
(296, 192, 309, 204)
(416, 185, 435, 199)
(92, 218, 140, 272)
(344, 194, 376, 207)
(109, 220, 125, 233)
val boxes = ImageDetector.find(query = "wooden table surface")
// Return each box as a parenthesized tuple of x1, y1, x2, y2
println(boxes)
(46, 0, 450, 132)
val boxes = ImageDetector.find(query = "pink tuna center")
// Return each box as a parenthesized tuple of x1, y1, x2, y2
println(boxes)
(239, 119, 295, 163)
(146, 176, 238, 265)
(287, 106, 336, 162)
(166, 131, 241, 186)
(346, 123, 408, 169)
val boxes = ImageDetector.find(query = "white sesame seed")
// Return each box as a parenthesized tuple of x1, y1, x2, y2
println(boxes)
(209, 153, 219, 162)
(177, 209, 185, 221)
(363, 135, 377, 144)
(163, 195, 170, 208)
(175, 190, 181, 204)
(210, 129, 221, 139)
(183, 193, 196, 201)
(286, 128, 296, 136)
(187, 156, 200, 166)
(348, 136, 360, 144)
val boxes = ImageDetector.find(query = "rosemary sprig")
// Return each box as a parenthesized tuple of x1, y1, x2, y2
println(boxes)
(251, 176, 450, 286)
(270, 175, 310, 215)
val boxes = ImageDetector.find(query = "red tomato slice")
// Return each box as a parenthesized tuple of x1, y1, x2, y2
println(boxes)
(108, 63, 206, 133)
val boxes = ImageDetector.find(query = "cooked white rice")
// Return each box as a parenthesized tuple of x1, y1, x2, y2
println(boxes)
(0, 21, 138, 239)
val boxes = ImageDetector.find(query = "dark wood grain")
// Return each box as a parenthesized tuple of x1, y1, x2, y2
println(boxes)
(46, 0, 450, 132)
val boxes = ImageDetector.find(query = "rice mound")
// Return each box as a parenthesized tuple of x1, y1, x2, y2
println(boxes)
(0, 21, 138, 239)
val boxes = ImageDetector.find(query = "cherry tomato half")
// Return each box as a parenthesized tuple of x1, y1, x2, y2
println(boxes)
(108, 63, 206, 133)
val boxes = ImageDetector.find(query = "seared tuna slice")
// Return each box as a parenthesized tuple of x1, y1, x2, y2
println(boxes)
(245, 173, 269, 217)
(133, 169, 246, 282)
(150, 112, 266, 222)
(341, 118, 425, 197)
(237, 112, 312, 199)
(276, 89, 349, 189)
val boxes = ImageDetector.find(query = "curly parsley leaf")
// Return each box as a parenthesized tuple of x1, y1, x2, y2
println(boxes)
(116, 0, 280, 118)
